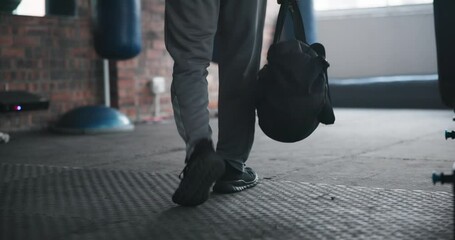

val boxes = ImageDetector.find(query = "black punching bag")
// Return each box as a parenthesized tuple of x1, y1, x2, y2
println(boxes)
(433, 0, 455, 108)
(92, 0, 142, 60)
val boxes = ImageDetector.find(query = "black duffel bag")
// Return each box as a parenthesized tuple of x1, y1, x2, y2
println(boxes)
(256, 0, 335, 143)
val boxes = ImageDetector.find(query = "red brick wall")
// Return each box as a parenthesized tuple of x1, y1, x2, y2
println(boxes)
(0, 0, 103, 131)
(112, 0, 174, 122)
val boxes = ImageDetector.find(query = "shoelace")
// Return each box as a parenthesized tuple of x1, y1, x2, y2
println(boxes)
(178, 157, 194, 179)
(178, 165, 188, 180)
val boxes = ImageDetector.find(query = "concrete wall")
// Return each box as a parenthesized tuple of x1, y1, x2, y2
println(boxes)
(316, 4, 437, 79)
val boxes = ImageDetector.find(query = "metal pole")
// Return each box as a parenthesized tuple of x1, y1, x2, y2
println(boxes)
(154, 93, 161, 119)
(103, 59, 111, 107)
(299, 0, 316, 44)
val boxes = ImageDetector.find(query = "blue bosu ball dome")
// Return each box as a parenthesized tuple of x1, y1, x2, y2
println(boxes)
(53, 105, 134, 134)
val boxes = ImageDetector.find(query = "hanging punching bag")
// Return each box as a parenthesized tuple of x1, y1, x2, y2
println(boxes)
(433, 0, 455, 108)
(92, 0, 142, 60)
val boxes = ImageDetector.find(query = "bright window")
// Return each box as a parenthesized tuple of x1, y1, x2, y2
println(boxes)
(314, 0, 433, 11)
(13, 0, 45, 17)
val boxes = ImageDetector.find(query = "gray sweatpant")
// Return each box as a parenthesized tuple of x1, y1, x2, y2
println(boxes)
(164, 0, 267, 171)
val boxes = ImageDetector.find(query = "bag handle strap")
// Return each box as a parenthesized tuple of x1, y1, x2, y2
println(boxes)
(273, 0, 307, 44)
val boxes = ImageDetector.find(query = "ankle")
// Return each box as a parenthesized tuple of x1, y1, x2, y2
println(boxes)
(221, 163, 243, 180)
(188, 139, 214, 162)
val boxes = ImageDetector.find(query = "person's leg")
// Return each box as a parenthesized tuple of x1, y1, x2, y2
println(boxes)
(216, 0, 267, 172)
(165, 0, 225, 206)
(213, 0, 267, 193)
(165, 0, 219, 158)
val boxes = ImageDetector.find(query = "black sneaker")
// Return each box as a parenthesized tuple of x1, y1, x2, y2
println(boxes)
(212, 165, 259, 194)
(172, 139, 225, 206)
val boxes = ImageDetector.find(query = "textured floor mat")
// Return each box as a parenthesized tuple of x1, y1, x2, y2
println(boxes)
(0, 163, 452, 240)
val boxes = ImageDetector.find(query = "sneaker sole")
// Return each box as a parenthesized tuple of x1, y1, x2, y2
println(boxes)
(212, 173, 259, 194)
(172, 155, 225, 206)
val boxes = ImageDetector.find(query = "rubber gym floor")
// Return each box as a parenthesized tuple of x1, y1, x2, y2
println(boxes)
(1, 109, 454, 239)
